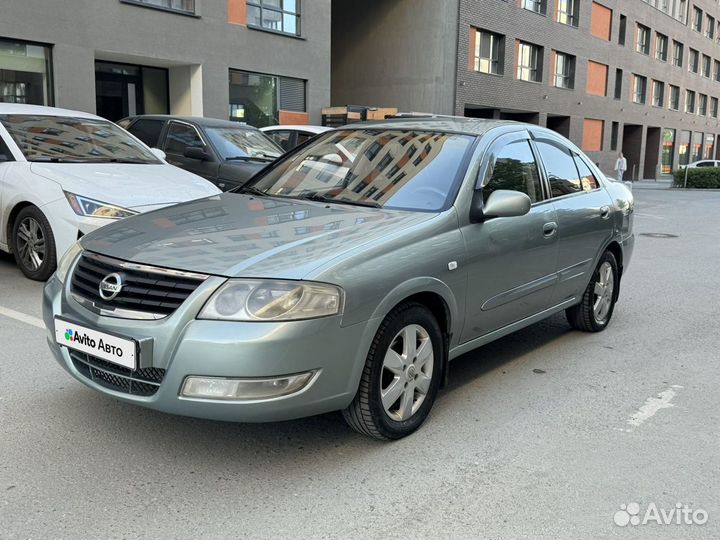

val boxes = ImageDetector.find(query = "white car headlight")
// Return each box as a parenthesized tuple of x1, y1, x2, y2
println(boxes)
(64, 192, 137, 219)
(198, 279, 343, 321)
(55, 241, 83, 283)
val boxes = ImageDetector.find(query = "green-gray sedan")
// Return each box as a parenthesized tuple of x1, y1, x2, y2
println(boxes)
(42, 118, 634, 440)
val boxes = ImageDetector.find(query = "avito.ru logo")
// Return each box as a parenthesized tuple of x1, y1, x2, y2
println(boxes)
(614, 502, 708, 527)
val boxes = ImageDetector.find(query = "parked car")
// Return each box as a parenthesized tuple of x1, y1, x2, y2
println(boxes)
(44, 118, 634, 439)
(685, 159, 720, 168)
(0, 104, 220, 281)
(260, 125, 331, 152)
(120, 115, 283, 191)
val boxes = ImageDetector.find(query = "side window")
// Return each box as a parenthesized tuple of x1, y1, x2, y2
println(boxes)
(127, 119, 165, 148)
(535, 141, 582, 197)
(269, 130, 293, 152)
(296, 131, 314, 145)
(572, 153, 600, 191)
(483, 140, 543, 203)
(165, 122, 204, 155)
(696, 161, 713, 167)
(0, 135, 14, 161)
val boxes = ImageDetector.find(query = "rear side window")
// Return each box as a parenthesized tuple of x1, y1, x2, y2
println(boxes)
(0, 135, 13, 161)
(165, 122, 204, 155)
(296, 132, 314, 145)
(535, 141, 582, 197)
(572, 153, 600, 191)
(127, 119, 164, 148)
(483, 140, 543, 203)
(268, 130, 293, 151)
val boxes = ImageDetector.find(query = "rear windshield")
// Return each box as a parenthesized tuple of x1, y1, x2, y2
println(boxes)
(0, 114, 160, 164)
(246, 129, 475, 212)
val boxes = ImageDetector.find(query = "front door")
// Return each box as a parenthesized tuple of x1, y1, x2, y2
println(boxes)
(459, 132, 559, 343)
(162, 121, 219, 183)
(95, 62, 143, 122)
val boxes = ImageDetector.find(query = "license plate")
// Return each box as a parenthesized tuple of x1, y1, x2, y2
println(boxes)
(54, 317, 136, 370)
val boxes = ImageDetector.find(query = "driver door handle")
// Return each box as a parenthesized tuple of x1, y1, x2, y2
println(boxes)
(543, 221, 557, 237)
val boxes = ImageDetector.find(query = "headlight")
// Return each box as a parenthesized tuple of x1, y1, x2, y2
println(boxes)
(64, 192, 137, 219)
(55, 241, 83, 283)
(198, 279, 343, 321)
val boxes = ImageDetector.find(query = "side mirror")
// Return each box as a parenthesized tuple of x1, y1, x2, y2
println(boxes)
(470, 189, 532, 223)
(149, 148, 166, 161)
(184, 146, 210, 161)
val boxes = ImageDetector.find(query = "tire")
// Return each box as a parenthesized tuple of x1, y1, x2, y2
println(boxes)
(11, 206, 57, 281)
(565, 250, 619, 332)
(342, 302, 443, 440)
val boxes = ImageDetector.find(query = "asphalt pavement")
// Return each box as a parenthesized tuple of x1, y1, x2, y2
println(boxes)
(1, 186, 719, 539)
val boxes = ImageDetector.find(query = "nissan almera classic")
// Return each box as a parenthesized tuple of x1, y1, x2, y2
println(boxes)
(43, 118, 635, 440)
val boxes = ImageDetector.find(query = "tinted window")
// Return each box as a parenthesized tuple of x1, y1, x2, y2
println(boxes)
(0, 135, 13, 161)
(483, 140, 543, 203)
(165, 122, 204, 155)
(696, 161, 714, 167)
(572, 154, 600, 190)
(268, 130, 293, 152)
(296, 132, 314, 145)
(535, 141, 582, 196)
(128, 119, 164, 148)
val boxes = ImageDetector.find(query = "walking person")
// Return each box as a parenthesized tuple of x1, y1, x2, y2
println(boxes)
(615, 152, 628, 182)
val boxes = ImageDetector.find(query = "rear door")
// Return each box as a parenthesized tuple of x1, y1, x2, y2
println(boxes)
(126, 118, 166, 149)
(162, 121, 219, 183)
(459, 131, 559, 342)
(531, 134, 615, 305)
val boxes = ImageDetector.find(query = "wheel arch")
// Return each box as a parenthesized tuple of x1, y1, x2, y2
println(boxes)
(5, 201, 37, 253)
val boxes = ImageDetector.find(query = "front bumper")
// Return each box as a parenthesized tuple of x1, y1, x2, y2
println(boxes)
(42, 274, 377, 423)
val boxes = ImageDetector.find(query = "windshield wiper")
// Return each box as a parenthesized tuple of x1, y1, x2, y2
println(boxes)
(235, 185, 268, 196)
(226, 155, 274, 163)
(299, 193, 381, 208)
(29, 156, 86, 163)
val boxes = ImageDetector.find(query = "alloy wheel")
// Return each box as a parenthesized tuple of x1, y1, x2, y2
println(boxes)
(16, 217, 46, 272)
(380, 324, 434, 422)
(593, 261, 614, 323)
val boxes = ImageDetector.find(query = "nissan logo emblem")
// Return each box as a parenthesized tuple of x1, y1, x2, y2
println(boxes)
(99, 272, 124, 301)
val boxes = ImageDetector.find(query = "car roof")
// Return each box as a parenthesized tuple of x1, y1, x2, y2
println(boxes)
(126, 114, 257, 130)
(342, 116, 529, 136)
(261, 125, 331, 133)
(0, 103, 103, 120)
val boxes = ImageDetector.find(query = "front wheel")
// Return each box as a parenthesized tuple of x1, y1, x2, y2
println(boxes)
(565, 250, 618, 332)
(12, 206, 57, 281)
(342, 303, 443, 440)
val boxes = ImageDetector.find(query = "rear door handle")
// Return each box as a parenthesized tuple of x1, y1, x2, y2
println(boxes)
(600, 205, 611, 219)
(543, 221, 557, 237)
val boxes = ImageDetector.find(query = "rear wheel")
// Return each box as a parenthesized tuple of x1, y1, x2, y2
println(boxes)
(565, 250, 618, 332)
(342, 303, 443, 440)
(12, 206, 57, 281)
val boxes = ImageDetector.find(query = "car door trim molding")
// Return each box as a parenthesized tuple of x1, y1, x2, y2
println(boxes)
(481, 272, 558, 311)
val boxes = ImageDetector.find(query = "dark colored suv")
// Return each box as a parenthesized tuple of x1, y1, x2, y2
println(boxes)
(119, 115, 283, 191)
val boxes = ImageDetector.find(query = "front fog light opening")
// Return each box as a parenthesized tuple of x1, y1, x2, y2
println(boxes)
(180, 371, 317, 401)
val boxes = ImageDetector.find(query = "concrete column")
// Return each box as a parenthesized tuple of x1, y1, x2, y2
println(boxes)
(168, 64, 203, 116)
(200, 63, 229, 120)
(51, 44, 96, 113)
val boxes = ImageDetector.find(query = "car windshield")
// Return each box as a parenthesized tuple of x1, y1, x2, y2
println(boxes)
(0, 115, 160, 163)
(244, 129, 475, 211)
(206, 127, 283, 160)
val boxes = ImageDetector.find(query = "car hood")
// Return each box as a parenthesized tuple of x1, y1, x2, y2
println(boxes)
(30, 163, 220, 210)
(80, 193, 438, 279)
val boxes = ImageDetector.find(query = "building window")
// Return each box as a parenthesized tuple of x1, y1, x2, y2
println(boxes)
(698, 93, 707, 116)
(121, 0, 195, 15)
(652, 80, 664, 107)
(618, 14, 627, 45)
(655, 33, 668, 62)
(632, 74, 647, 104)
(702, 55, 711, 78)
(662, 128, 675, 173)
(672, 41, 683, 67)
(706, 15, 715, 39)
(586, 61, 608, 96)
(711, 97, 718, 118)
(668, 85, 680, 110)
(247, 0, 301, 36)
(678, 130, 691, 165)
(228, 69, 306, 127)
(636, 24, 651, 55)
(0, 39, 53, 106)
(590, 2, 612, 41)
(688, 48, 699, 73)
(557, 0, 579, 26)
(685, 89, 696, 113)
(610, 121, 619, 151)
(692, 6, 702, 32)
(522, 0, 547, 15)
(553, 51, 575, 89)
(517, 41, 543, 82)
(714, 60, 720, 82)
(472, 29, 505, 75)
(614, 68, 623, 100)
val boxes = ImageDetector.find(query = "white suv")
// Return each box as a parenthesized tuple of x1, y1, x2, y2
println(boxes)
(0, 104, 220, 280)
